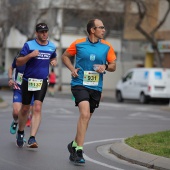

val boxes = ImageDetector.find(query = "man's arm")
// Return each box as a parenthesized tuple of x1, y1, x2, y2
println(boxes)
(106, 61, 116, 72)
(16, 50, 39, 66)
(8, 66, 14, 87)
(62, 51, 79, 77)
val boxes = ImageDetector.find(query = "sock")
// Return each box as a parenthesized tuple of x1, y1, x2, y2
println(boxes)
(76, 146, 83, 151)
(29, 136, 35, 139)
(18, 130, 24, 134)
(72, 141, 77, 147)
(14, 120, 18, 123)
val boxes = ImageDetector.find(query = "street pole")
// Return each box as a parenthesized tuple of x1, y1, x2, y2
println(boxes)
(57, 36, 62, 91)
(56, 8, 63, 91)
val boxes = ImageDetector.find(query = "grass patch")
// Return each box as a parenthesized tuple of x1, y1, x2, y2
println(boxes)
(125, 130, 170, 158)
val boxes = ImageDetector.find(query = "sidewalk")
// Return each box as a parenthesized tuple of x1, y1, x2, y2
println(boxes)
(110, 140, 170, 170)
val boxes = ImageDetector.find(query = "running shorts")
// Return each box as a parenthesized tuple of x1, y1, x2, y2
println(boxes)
(71, 85, 101, 113)
(13, 89, 34, 106)
(49, 83, 55, 87)
(21, 79, 48, 105)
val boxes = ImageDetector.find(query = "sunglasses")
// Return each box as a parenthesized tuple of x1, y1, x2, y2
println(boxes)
(94, 26, 105, 30)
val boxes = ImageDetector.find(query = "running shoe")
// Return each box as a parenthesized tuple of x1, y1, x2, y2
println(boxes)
(16, 132, 25, 148)
(67, 141, 76, 162)
(10, 121, 18, 134)
(74, 149, 85, 165)
(27, 137, 38, 148)
(26, 119, 31, 127)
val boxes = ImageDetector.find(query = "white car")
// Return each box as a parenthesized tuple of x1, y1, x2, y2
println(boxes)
(115, 68, 170, 103)
(0, 71, 9, 89)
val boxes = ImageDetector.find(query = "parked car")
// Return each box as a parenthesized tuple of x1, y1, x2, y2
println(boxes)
(0, 71, 9, 89)
(115, 68, 170, 103)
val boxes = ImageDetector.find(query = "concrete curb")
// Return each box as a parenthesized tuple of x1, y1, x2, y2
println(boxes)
(0, 101, 8, 108)
(160, 106, 170, 112)
(110, 140, 170, 170)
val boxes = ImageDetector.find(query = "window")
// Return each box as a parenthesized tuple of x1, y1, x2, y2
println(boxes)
(123, 72, 133, 82)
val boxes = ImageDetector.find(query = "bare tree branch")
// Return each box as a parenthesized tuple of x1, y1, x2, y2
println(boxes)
(151, 0, 170, 36)
(131, 0, 170, 67)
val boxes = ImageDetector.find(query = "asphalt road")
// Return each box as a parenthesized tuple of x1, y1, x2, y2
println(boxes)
(0, 90, 170, 170)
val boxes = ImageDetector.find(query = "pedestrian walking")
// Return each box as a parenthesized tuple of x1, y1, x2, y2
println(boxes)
(16, 23, 57, 148)
(62, 18, 116, 165)
(8, 54, 34, 135)
(48, 67, 57, 96)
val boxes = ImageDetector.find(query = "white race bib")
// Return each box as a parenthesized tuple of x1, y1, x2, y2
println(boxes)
(16, 72, 23, 85)
(28, 78, 43, 91)
(83, 71, 99, 86)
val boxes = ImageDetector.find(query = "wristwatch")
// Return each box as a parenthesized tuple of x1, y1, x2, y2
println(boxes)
(8, 78, 12, 81)
(105, 64, 108, 70)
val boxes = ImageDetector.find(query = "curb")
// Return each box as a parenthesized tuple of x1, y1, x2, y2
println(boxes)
(0, 101, 8, 108)
(110, 140, 170, 170)
(160, 106, 170, 112)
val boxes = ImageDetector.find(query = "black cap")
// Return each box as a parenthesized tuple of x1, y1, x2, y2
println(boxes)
(36, 23, 49, 32)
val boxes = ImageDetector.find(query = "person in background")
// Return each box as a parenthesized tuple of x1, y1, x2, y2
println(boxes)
(48, 67, 57, 96)
(62, 18, 116, 165)
(8, 54, 34, 135)
(16, 23, 57, 148)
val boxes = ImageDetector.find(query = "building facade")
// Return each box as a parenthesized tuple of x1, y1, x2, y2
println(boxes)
(1, 0, 170, 90)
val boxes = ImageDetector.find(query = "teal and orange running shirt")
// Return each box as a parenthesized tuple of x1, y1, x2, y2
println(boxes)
(66, 37, 116, 92)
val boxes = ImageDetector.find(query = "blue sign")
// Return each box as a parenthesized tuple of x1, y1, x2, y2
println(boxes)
(154, 71, 162, 79)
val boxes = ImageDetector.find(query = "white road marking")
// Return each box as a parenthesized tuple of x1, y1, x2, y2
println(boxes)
(58, 108, 73, 114)
(129, 112, 170, 120)
(84, 138, 125, 170)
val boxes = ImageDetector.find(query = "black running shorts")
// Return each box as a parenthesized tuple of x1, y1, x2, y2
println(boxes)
(71, 85, 101, 113)
(22, 79, 48, 105)
(49, 83, 55, 87)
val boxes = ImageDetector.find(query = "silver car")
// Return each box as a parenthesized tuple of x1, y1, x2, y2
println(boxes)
(0, 71, 9, 89)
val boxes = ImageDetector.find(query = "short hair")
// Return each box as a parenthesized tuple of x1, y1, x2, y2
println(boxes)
(87, 19, 96, 35)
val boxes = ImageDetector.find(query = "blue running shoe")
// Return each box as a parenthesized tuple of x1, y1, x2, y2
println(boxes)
(74, 149, 85, 165)
(10, 121, 18, 134)
(16, 135, 26, 143)
(16, 132, 25, 148)
(27, 137, 38, 148)
(67, 141, 76, 162)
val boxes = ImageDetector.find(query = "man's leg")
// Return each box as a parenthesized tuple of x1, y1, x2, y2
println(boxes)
(27, 100, 42, 148)
(26, 106, 33, 127)
(16, 104, 30, 147)
(10, 90, 23, 134)
(72, 101, 91, 164)
(30, 100, 42, 137)
(27, 79, 47, 148)
(75, 101, 91, 146)
(10, 102, 22, 134)
(18, 104, 30, 131)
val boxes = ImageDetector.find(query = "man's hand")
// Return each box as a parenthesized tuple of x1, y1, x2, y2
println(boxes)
(8, 79, 14, 87)
(71, 68, 80, 77)
(30, 50, 39, 58)
(93, 64, 106, 73)
(50, 59, 57, 66)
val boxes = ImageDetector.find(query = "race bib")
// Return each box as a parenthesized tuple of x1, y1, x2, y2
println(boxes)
(28, 78, 43, 91)
(83, 71, 99, 86)
(16, 72, 23, 85)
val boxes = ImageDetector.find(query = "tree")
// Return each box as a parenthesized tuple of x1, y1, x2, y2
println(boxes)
(0, 0, 56, 69)
(125, 0, 170, 67)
